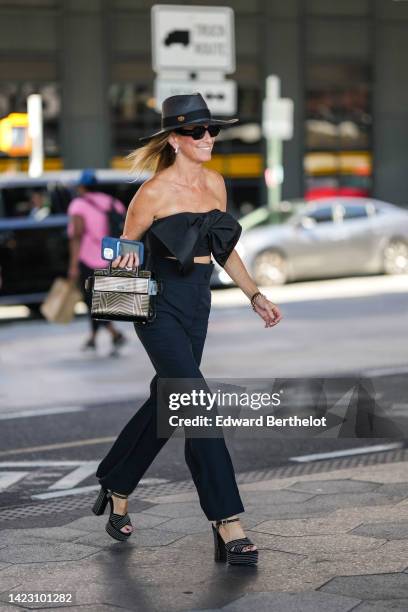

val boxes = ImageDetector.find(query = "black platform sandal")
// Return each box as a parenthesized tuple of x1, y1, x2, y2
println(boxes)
(212, 517, 258, 566)
(92, 486, 133, 542)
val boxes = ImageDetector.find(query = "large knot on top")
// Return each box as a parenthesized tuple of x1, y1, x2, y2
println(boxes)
(149, 211, 216, 274)
(148, 209, 242, 274)
(176, 214, 211, 273)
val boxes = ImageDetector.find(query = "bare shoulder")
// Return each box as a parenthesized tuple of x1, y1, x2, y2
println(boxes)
(205, 168, 227, 211)
(127, 176, 163, 220)
(134, 175, 162, 200)
(205, 167, 225, 187)
(121, 176, 163, 239)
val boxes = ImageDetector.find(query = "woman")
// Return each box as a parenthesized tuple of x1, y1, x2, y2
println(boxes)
(92, 93, 283, 566)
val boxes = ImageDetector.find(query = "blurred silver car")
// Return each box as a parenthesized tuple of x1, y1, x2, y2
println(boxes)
(211, 197, 408, 286)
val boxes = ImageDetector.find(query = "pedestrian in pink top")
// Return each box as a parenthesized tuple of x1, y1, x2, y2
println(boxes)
(67, 169, 128, 354)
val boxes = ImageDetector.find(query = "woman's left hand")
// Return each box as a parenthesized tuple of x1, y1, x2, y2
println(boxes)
(252, 294, 283, 328)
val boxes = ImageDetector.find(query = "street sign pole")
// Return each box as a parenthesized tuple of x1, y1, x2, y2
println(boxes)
(262, 75, 294, 221)
(266, 137, 283, 219)
(27, 94, 43, 178)
(265, 76, 280, 218)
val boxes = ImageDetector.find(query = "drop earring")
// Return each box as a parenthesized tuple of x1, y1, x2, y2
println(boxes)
(174, 145, 179, 154)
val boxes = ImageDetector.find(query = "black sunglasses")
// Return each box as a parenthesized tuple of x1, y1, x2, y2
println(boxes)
(174, 125, 221, 140)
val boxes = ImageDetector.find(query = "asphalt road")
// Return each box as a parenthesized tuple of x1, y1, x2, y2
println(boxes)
(0, 275, 407, 519)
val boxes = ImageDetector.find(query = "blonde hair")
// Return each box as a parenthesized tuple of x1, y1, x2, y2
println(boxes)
(126, 132, 176, 179)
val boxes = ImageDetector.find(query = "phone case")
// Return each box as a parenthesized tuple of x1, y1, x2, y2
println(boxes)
(101, 236, 144, 265)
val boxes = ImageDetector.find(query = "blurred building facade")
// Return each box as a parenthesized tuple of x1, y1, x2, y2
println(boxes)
(0, 0, 407, 209)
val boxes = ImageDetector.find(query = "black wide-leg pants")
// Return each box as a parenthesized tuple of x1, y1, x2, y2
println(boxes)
(95, 257, 245, 521)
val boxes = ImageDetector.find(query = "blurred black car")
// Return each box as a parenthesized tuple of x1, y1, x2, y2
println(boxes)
(0, 170, 146, 311)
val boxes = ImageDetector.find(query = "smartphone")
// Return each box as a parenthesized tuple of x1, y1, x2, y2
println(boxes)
(101, 236, 144, 265)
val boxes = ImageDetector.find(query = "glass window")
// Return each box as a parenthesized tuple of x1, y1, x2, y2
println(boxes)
(109, 82, 158, 156)
(372, 203, 385, 215)
(0, 185, 70, 218)
(304, 61, 372, 200)
(305, 206, 333, 223)
(342, 204, 368, 219)
(305, 63, 371, 150)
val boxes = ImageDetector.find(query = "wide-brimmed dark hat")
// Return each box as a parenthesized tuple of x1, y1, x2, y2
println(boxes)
(138, 92, 238, 142)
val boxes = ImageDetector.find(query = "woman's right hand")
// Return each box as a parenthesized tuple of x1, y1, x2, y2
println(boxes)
(112, 251, 139, 270)
(252, 294, 283, 328)
(112, 233, 140, 270)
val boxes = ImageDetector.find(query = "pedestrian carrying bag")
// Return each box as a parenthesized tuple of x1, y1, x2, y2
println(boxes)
(40, 277, 82, 324)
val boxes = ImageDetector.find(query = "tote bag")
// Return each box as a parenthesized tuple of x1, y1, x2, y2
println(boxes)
(40, 278, 83, 324)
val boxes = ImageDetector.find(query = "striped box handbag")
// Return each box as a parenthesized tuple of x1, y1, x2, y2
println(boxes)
(85, 266, 162, 324)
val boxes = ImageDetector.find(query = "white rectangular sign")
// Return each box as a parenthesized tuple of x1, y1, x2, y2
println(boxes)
(154, 78, 237, 115)
(152, 4, 235, 73)
(262, 99, 294, 140)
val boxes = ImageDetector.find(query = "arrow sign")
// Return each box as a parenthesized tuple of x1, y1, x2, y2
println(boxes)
(154, 78, 237, 114)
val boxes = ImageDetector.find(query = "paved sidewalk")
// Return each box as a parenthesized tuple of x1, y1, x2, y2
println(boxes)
(0, 460, 408, 611)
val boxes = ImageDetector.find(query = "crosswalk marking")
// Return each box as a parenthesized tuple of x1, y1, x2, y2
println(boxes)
(0, 406, 84, 420)
(0, 461, 94, 467)
(47, 462, 99, 490)
(0, 461, 98, 496)
(0, 471, 29, 490)
(0, 437, 115, 457)
(32, 484, 100, 500)
(137, 478, 170, 485)
(290, 442, 404, 463)
(32, 478, 170, 500)
(0, 461, 171, 499)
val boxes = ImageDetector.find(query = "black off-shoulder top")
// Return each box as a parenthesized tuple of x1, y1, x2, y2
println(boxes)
(142, 208, 242, 275)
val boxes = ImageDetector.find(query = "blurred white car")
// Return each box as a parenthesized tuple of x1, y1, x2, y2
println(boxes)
(211, 197, 408, 287)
